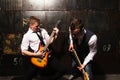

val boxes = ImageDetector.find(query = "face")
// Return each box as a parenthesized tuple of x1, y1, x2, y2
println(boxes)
(72, 28, 80, 33)
(30, 22, 39, 32)
(71, 28, 80, 36)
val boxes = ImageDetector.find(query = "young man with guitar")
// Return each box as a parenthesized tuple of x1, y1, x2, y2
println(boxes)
(21, 16, 67, 80)
(68, 17, 97, 80)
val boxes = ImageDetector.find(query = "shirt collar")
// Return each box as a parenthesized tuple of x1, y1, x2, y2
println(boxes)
(84, 29, 86, 34)
(28, 28, 34, 33)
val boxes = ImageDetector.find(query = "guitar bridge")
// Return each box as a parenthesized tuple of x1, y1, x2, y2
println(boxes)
(37, 58, 42, 62)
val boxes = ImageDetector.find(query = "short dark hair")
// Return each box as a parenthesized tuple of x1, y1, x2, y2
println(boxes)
(70, 17, 84, 31)
(29, 16, 40, 26)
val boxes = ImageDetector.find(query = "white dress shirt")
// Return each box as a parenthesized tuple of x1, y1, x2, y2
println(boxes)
(21, 28, 50, 53)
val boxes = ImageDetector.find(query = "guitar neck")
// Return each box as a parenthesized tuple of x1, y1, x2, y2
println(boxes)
(73, 49, 82, 65)
(73, 49, 90, 80)
(72, 49, 86, 73)
(43, 20, 61, 51)
(43, 29, 56, 51)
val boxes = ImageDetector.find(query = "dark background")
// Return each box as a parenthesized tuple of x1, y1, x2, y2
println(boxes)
(0, 0, 120, 76)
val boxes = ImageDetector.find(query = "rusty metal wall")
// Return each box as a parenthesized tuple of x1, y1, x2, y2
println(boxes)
(0, 0, 120, 75)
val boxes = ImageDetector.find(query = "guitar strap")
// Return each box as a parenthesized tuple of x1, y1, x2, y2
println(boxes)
(36, 31, 45, 46)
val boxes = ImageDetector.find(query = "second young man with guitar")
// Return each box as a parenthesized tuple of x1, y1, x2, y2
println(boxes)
(68, 17, 97, 80)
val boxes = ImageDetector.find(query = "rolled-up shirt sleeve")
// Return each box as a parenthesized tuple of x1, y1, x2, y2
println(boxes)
(41, 29, 50, 44)
(21, 34, 29, 53)
(69, 27, 73, 44)
(83, 34, 97, 65)
(69, 33, 73, 44)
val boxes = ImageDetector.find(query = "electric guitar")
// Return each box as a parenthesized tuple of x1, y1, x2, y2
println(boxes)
(31, 20, 61, 68)
(72, 49, 89, 80)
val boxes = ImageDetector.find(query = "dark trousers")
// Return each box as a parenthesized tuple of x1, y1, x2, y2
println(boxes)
(71, 59, 93, 80)
(23, 55, 67, 80)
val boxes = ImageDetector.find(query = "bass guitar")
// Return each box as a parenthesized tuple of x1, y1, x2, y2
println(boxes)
(72, 49, 89, 80)
(31, 20, 61, 68)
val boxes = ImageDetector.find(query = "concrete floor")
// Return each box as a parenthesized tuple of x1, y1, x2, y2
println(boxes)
(93, 74, 120, 80)
(0, 74, 120, 80)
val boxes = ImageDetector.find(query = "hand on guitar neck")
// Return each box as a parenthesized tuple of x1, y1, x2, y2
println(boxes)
(77, 64, 86, 71)
(50, 27, 59, 43)
(69, 44, 74, 52)
(53, 27, 59, 34)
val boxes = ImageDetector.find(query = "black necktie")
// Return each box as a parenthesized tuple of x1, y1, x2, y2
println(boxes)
(36, 32, 45, 46)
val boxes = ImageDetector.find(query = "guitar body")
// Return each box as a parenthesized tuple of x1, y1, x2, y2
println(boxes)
(31, 45, 50, 68)
(83, 71, 89, 80)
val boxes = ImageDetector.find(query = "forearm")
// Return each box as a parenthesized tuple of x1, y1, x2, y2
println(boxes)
(83, 51, 96, 65)
(83, 34, 97, 65)
(22, 50, 39, 57)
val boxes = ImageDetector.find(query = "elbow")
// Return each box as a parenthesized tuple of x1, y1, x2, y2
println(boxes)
(21, 51, 27, 56)
(21, 52, 25, 56)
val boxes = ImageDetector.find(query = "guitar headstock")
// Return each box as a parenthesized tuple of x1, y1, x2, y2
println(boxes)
(54, 20, 61, 28)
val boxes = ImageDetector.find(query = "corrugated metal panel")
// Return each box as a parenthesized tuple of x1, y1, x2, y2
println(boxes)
(0, 0, 22, 11)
